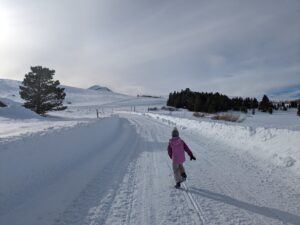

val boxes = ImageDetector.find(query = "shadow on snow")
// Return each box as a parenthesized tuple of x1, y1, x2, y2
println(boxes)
(186, 187, 300, 225)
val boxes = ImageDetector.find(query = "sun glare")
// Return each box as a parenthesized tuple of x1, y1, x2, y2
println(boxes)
(0, 6, 14, 43)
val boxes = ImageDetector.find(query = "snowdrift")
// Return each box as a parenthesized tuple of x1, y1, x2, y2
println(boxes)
(145, 113, 300, 174)
(0, 98, 41, 119)
(0, 79, 22, 102)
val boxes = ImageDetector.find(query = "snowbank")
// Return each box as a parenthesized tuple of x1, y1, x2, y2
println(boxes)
(0, 97, 93, 140)
(0, 105, 41, 119)
(0, 79, 22, 102)
(0, 98, 41, 119)
(145, 113, 300, 174)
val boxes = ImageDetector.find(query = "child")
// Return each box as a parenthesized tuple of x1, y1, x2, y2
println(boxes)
(168, 127, 196, 188)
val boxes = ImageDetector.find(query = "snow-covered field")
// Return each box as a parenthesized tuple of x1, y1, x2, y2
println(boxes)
(0, 78, 300, 225)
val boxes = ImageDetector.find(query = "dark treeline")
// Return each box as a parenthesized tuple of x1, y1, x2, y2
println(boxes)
(290, 100, 299, 108)
(167, 88, 258, 113)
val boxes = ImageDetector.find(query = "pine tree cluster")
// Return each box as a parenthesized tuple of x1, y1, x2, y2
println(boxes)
(19, 66, 67, 115)
(297, 103, 300, 117)
(290, 100, 298, 108)
(167, 88, 258, 113)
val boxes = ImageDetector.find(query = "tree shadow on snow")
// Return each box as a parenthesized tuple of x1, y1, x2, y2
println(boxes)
(187, 187, 300, 225)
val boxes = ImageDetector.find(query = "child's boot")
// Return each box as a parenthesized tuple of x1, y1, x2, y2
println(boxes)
(175, 182, 181, 189)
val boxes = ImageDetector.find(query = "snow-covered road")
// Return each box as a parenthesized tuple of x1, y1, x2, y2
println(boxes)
(1, 113, 300, 225)
(119, 113, 300, 225)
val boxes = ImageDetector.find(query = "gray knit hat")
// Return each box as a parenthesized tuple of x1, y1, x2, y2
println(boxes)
(172, 127, 179, 137)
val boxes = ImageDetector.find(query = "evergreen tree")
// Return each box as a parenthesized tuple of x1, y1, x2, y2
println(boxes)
(252, 98, 259, 108)
(297, 103, 300, 116)
(290, 100, 298, 108)
(167, 93, 173, 106)
(194, 95, 201, 112)
(187, 94, 195, 111)
(173, 94, 181, 108)
(19, 66, 67, 115)
(259, 95, 271, 112)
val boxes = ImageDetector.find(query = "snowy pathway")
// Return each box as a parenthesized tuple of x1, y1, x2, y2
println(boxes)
(1, 114, 299, 225)
(116, 113, 300, 225)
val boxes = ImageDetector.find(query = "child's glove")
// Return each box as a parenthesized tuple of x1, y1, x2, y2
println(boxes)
(190, 155, 196, 161)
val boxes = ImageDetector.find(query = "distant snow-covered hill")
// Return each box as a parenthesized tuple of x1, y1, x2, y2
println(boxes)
(0, 78, 128, 105)
(0, 78, 166, 108)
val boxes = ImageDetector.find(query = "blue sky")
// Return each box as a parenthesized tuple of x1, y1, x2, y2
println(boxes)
(0, 0, 299, 97)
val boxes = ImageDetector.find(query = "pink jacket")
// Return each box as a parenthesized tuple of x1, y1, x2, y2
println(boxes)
(168, 137, 193, 164)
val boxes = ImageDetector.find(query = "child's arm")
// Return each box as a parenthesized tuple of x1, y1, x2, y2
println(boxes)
(167, 143, 172, 159)
(182, 140, 196, 160)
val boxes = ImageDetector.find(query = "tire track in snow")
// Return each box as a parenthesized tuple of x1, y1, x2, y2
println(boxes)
(183, 133, 269, 225)
(166, 163, 205, 225)
(101, 160, 138, 225)
(125, 113, 203, 224)
(51, 119, 141, 225)
(182, 182, 206, 224)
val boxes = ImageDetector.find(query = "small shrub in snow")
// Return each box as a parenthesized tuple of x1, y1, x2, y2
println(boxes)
(161, 106, 177, 111)
(0, 100, 7, 107)
(212, 113, 240, 122)
(137, 94, 161, 98)
(148, 107, 158, 111)
(193, 112, 205, 117)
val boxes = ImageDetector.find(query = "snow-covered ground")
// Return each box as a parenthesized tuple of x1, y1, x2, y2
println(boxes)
(1, 78, 300, 225)
(148, 108, 300, 131)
